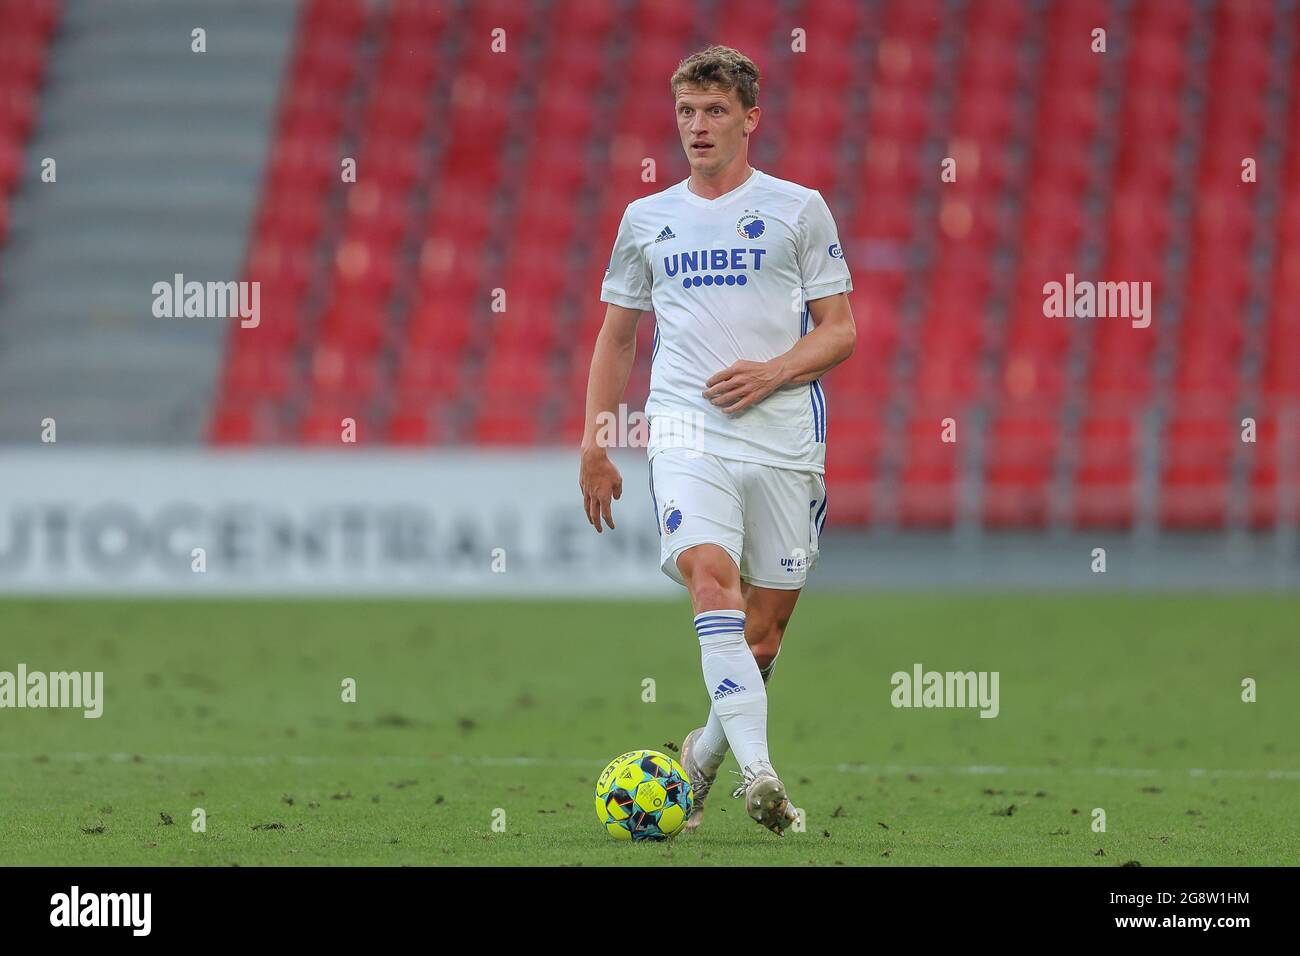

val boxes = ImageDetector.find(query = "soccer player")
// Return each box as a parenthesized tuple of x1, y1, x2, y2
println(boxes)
(579, 46, 856, 836)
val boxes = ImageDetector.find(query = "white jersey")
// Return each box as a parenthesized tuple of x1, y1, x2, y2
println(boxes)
(600, 168, 853, 473)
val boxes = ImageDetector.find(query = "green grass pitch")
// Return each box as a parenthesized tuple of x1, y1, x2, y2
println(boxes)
(1, 595, 1296, 866)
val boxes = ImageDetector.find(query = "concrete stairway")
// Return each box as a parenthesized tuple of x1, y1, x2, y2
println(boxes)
(0, 0, 301, 443)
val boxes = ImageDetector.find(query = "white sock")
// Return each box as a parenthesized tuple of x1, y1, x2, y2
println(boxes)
(694, 610, 770, 774)
(699, 644, 780, 773)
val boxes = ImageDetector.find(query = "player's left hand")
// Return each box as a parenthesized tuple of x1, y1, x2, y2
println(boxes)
(703, 360, 786, 415)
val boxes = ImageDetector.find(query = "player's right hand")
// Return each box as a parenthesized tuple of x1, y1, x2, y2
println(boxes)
(579, 447, 623, 533)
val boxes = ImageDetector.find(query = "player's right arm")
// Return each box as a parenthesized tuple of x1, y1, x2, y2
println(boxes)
(579, 303, 642, 533)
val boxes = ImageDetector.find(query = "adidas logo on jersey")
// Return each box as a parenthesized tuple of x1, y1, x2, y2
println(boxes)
(654, 226, 677, 243)
(713, 678, 746, 700)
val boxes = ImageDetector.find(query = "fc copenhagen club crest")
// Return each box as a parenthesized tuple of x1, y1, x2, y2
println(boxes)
(662, 501, 683, 534)
(736, 213, 765, 239)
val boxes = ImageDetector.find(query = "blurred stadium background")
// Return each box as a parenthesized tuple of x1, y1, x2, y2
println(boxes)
(1, 0, 1298, 595)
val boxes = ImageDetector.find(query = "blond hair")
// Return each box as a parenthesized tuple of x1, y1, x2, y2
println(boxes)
(670, 45, 760, 110)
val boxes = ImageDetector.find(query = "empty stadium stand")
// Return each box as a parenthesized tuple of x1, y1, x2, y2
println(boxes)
(2, 0, 1297, 532)
(0, 0, 297, 442)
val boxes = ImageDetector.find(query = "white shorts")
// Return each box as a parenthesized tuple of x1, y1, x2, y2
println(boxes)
(647, 448, 827, 590)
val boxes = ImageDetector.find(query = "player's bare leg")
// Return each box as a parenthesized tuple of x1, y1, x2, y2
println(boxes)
(677, 543, 746, 615)
(742, 581, 800, 676)
(677, 546, 796, 834)
(684, 583, 800, 831)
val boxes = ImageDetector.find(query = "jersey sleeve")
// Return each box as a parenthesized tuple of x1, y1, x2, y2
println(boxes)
(599, 207, 653, 311)
(796, 191, 854, 301)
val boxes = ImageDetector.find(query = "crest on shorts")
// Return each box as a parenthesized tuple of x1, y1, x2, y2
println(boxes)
(662, 501, 683, 535)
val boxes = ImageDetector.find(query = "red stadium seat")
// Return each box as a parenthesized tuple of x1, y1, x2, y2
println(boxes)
(1073, 417, 1137, 529)
(824, 412, 884, 525)
(868, 88, 931, 143)
(0, 86, 36, 142)
(209, 405, 256, 445)
(472, 399, 541, 445)
(221, 348, 297, 401)
(396, 352, 463, 401)
(899, 416, 961, 528)
(308, 344, 380, 400)
(982, 413, 1055, 528)
(298, 404, 370, 446)
(384, 407, 445, 445)
(186, 0, 1299, 542)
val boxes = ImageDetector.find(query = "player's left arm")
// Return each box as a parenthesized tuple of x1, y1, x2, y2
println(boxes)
(703, 292, 856, 415)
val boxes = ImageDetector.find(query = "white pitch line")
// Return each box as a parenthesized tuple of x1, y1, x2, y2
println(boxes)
(1, 752, 1298, 780)
(831, 763, 1300, 780)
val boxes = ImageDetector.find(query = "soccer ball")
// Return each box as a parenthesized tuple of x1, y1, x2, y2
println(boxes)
(594, 749, 694, 841)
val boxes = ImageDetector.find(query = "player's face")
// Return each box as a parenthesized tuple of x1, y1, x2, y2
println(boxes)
(675, 85, 757, 175)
